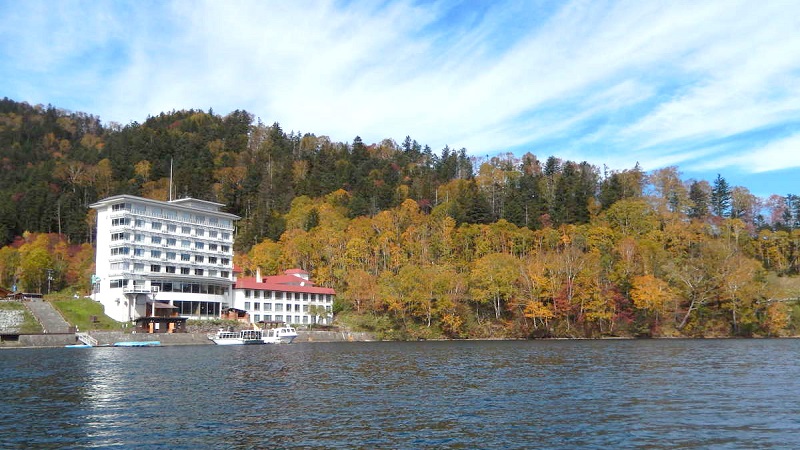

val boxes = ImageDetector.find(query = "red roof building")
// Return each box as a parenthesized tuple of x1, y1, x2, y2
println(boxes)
(231, 269, 335, 326)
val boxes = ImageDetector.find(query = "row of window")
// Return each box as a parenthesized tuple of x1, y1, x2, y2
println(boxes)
(108, 280, 229, 295)
(111, 216, 232, 240)
(253, 314, 329, 325)
(112, 202, 233, 230)
(243, 290, 332, 302)
(242, 302, 333, 312)
(111, 236, 231, 253)
(110, 247, 230, 264)
(151, 281, 229, 295)
(173, 300, 222, 317)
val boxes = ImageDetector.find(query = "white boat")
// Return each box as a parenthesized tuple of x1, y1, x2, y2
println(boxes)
(209, 329, 265, 345)
(263, 326, 298, 344)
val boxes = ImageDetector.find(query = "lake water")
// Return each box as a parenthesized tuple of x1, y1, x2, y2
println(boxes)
(1, 339, 800, 449)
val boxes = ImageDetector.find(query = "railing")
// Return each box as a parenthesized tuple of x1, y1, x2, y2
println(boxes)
(76, 332, 98, 346)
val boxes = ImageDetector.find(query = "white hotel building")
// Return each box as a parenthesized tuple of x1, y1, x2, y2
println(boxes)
(90, 195, 239, 327)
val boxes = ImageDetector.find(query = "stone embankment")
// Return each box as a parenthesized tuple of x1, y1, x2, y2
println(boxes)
(1, 330, 376, 348)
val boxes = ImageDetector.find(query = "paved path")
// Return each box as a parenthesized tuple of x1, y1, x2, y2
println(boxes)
(25, 299, 72, 333)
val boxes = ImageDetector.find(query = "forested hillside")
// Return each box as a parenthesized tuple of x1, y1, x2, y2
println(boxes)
(2, 97, 800, 338)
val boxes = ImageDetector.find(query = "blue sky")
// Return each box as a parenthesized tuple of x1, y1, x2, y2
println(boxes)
(2, 0, 799, 198)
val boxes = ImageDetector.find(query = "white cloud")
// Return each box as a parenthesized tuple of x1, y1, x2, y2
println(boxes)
(3, 0, 800, 194)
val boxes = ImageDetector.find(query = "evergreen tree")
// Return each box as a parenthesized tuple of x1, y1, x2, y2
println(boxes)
(710, 174, 731, 217)
(688, 181, 711, 219)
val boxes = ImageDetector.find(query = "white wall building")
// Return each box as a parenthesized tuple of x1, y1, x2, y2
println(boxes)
(232, 269, 335, 326)
(90, 195, 239, 324)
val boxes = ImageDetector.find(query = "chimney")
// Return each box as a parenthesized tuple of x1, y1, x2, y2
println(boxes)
(256, 267, 262, 283)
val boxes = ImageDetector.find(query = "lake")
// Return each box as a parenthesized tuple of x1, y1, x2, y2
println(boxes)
(1, 339, 799, 449)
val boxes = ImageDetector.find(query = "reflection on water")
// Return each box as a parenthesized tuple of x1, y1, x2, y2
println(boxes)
(1, 339, 800, 448)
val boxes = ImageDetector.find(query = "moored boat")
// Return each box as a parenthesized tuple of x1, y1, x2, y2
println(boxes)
(263, 326, 298, 344)
(209, 329, 265, 345)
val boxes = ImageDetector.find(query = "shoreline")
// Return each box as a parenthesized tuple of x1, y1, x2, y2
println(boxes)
(2, 331, 797, 349)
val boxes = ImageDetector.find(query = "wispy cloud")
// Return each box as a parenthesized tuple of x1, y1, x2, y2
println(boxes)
(1, 0, 799, 195)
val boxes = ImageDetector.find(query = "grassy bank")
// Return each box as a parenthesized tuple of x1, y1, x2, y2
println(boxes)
(48, 294, 122, 331)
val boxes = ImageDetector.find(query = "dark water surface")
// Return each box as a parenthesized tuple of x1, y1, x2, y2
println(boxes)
(2, 339, 800, 449)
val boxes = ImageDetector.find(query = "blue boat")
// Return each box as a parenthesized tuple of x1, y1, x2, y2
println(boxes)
(65, 344, 93, 348)
(113, 341, 161, 347)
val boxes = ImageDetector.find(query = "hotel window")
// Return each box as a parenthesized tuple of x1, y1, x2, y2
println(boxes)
(254, 303, 260, 311)
(110, 279, 126, 288)
(133, 248, 144, 257)
(209, 230, 218, 238)
(195, 229, 204, 237)
(167, 224, 177, 233)
(151, 236, 162, 244)
(150, 250, 161, 258)
(181, 253, 190, 261)
(195, 255, 204, 263)
(134, 219, 144, 227)
(208, 270, 217, 277)
(221, 258, 230, 266)
(166, 252, 176, 260)
(275, 304, 283, 312)
(275, 315, 283, 322)
(110, 262, 129, 271)
(166, 238, 176, 246)
(264, 303, 272, 311)
(110, 247, 130, 256)
(134, 263, 144, 272)
(294, 304, 300, 312)
(264, 315, 272, 322)
(134, 234, 143, 242)
(181, 226, 191, 234)
(220, 271, 229, 278)
(244, 302, 251, 310)
(245, 290, 251, 298)
(194, 268, 204, 276)
(303, 316, 308, 324)
(311, 294, 317, 301)
(303, 293, 308, 301)
(195, 242, 204, 250)
(111, 232, 126, 241)
(181, 240, 190, 248)
(150, 265, 161, 273)
(208, 244, 218, 251)
(180, 267, 190, 275)
(151, 222, 162, 230)
(303, 304, 309, 312)
(208, 257, 217, 264)
(221, 245, 230, 253)
(111, 218, 129, 227)
(254, 314, 260, 322)
(166, 266, 176, 273)
(111, 203, 127, 211)
(222, 232, 230, 240)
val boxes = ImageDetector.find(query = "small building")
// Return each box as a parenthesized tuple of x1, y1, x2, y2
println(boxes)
(232, 269, 335, 326)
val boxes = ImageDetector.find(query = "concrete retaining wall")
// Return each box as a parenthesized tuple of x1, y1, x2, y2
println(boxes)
(0, 334, 79, 348)
(296, 330, 375, 342)
(0, 329, 377, 349)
